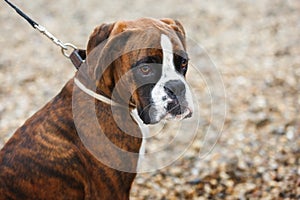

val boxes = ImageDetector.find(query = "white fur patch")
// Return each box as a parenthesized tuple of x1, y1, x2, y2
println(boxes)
(150, 34, 194, 122)
(131, 109, 148, 170)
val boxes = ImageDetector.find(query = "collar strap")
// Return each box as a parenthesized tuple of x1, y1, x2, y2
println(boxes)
(71, 51, 123, 107)
(74, 78, 136, 108)
(74, 78, 122, 107)
(69, 49, 86, 70)
(71, 51, 135, 108)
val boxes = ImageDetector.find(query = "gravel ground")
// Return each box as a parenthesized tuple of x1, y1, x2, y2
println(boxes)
(0, 0, 299, 199)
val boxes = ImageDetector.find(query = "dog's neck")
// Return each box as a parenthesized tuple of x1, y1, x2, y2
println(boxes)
(75, 63, 136, 109)
(70, 76, 142, 173)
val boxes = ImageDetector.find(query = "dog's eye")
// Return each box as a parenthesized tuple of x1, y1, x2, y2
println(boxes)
(181, 58, 188, 69)
(140, 65, 152, 75)
(181, 58, 188, 75)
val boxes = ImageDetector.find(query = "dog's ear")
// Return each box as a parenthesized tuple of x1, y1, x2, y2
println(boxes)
(160, 18, 186, 47)
(160, 18, 186, 36)
(86, 23, 115, 55)
(87, 22, 130, 55)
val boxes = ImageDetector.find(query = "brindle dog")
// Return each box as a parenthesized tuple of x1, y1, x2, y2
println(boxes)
(0, 18, 192, 199)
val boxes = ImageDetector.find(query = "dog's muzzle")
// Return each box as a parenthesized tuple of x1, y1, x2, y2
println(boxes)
(163, 81, 192, 120)
(164, 79, 190, 116)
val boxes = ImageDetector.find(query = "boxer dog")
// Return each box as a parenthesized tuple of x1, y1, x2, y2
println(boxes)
(0, 18, 193, 199)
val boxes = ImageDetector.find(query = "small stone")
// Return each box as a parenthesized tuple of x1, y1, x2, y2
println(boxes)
(286, 126, 295, 140)
(191, 168, 199, 176)
(257, 166, 266, 173)
(271, 125, 285, 135)
(195, 197, 206, 200)
(224, 179, 234, 188)
(170, 167, 182, 176)
(255, 112, 270, 128)
(238, 160, 248, 170)
(210, 179, 217, 186)
(187, 178, 202, 185)
(250, 96, 267, 113)
(204, 184, 211, 193)
(220, 171, 230, 180)
(234, 183, 256, 197)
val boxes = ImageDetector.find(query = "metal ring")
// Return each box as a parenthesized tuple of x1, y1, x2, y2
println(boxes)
(61, 43, 78, 58)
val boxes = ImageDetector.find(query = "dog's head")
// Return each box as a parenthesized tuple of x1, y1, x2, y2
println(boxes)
(86, 18, 193, 124)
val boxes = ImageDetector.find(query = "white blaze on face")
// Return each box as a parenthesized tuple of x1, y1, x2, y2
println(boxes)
(161, 34, 174, 75)
(150, 34, 194, 123)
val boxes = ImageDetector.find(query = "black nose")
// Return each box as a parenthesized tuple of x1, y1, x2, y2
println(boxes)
(164, 80, 186, 100)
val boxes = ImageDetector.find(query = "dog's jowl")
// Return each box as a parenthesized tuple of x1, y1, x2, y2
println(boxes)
(0, 18, 193, 200)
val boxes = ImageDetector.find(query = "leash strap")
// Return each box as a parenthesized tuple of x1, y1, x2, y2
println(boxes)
(4, 0, 135, 108)
(4, 0, 86, 69)
(4, 0, 38, 28)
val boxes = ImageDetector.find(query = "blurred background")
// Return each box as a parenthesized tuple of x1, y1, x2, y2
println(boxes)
(0, 0, 299, 199)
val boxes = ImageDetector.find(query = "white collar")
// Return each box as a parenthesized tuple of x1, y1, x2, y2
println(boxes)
(74, 78, 123, 107)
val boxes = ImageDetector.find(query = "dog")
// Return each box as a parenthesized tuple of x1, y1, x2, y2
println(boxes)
(0, 18, 193, 199)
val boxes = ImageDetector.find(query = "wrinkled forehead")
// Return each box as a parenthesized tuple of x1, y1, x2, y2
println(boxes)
(87, 26, 187, 76)
(124, 28, 185, 52)
(117, 29, 186, 63)
(113, 18, 185, 48)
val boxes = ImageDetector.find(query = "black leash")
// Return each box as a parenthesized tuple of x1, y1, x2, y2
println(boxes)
(4, 0, 86, 70)
(4, 0, 38, 28)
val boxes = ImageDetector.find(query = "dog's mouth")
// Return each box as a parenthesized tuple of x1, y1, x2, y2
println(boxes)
(163, 100, 193, 121)
(163, 108, 192, 121)
(137, 97, 193, 125)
